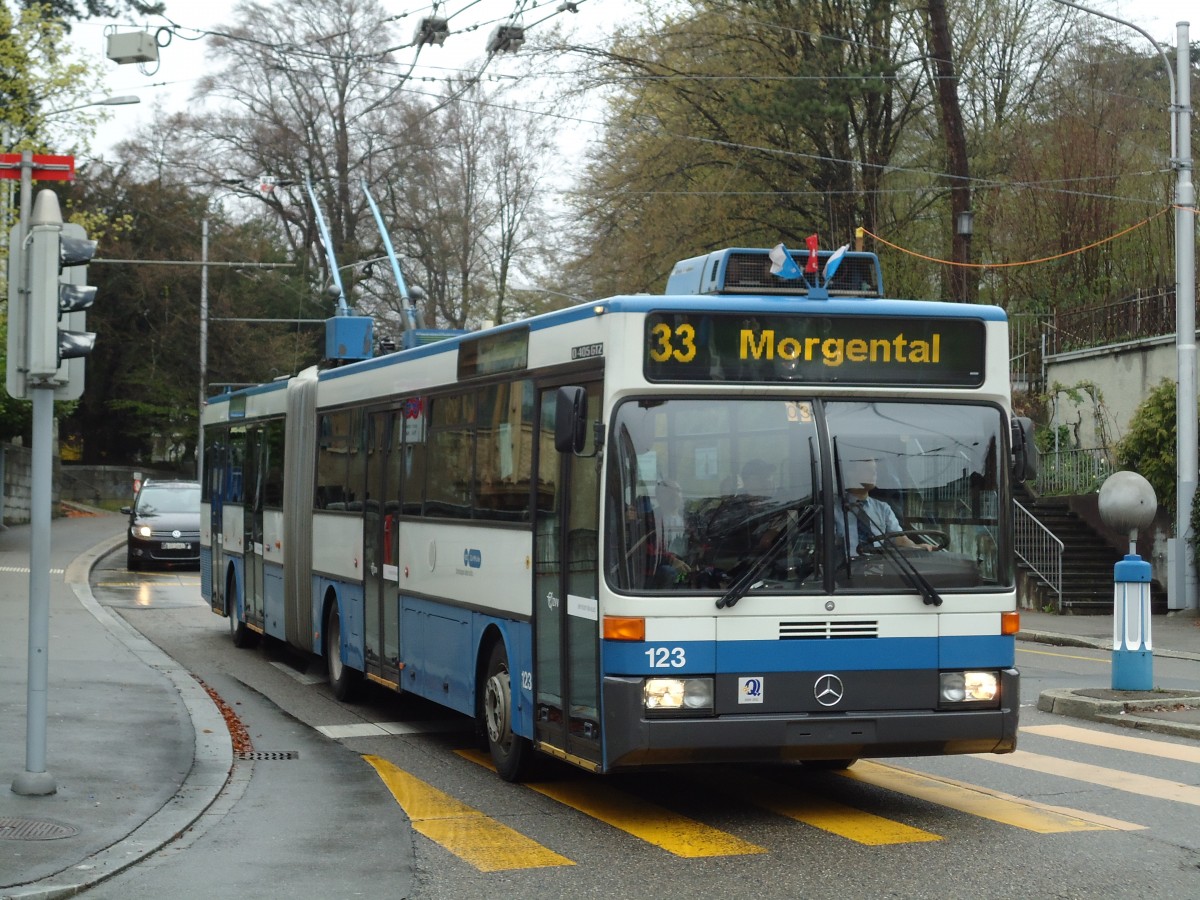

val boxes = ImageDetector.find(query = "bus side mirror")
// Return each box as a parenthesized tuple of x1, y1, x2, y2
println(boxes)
(1010, 416, 1038, 483)
(555, 386, 588, 454)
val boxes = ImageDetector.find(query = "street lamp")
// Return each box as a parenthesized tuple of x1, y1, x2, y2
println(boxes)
(46, 94, 141, 116)
(1049, 2, 1195, 612)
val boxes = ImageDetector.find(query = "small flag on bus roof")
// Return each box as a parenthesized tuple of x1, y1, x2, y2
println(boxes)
(768, 243, 803, 280)
(823, 243, 850, 282)
(804, 234, 819, 273)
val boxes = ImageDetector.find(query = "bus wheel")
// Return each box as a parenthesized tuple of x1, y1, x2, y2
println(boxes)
(325, 602, 362, 702)
(228, 578, 257, 649)
(482, 641, 531, 782)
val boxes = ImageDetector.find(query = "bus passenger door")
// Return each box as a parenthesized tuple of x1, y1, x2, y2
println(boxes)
(206, 433, 227, 615)
(534, 382, 602, 769)
(243, 426, 265, 628)
(364, 410, 399, 686)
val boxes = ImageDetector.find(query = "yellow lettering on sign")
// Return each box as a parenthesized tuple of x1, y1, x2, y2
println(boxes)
(741, 329, 774, 360)
(736, 329, 944, 367)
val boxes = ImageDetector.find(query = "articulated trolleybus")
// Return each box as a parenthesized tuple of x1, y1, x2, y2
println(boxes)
(201, 245, 1035, 780)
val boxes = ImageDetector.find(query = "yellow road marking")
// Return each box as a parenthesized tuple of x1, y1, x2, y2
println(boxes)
(364, 754, 573, 871)
(978, 749, 1200, 807)
(1017, 646, 1107, 663)
(457, 749, 765, 858)
(1023, 723, 1200, 764)
(716, 773, 940, 845)
(839, 760, 1140, 833)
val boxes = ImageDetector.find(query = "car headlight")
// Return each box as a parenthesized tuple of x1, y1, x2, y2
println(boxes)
(939, 671, 1000, 708)
(134, 525, 152, 538)
(643, 677, 714, 717)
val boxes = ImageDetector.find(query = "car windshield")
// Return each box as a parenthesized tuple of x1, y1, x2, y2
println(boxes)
(604, 398, 1009, 595)
(136, 486, 200, 516)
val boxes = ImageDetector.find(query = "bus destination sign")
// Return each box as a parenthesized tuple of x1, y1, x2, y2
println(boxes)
(644, 312, 986, 387)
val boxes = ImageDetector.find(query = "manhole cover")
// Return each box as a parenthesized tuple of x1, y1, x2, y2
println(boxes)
(0, 817, 79, 841)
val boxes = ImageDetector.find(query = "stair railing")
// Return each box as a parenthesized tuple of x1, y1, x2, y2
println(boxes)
(1014, 500, 1064, 612)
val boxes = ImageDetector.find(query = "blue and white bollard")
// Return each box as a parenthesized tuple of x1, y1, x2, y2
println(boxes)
(1112, 553, 1153, 691)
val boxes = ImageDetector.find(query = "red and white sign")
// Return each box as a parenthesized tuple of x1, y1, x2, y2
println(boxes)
(0, 153, 76, 182)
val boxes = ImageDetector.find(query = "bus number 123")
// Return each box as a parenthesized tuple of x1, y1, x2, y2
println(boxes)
(646, 646, 686, 668)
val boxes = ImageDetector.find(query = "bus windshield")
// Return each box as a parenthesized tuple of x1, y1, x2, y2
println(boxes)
(605, 398, 1009, 595)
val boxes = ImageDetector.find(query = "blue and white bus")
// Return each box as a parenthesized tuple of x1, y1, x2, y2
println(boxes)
(200, 246, 1034, 780)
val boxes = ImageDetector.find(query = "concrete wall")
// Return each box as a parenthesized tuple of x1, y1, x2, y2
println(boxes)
(0, 444, 183, 525)
(1044, 337, 1180, 592)
(1045, 334, 1178, 448)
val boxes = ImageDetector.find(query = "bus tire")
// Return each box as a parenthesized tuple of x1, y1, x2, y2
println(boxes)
(482, 640, 531, 782)
(325, 601, 362, 702)
(228, 574, 257, 649)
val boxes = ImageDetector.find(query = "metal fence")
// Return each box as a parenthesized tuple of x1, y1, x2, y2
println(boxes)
(1032, 448, 1114, 497)
(1008, 289, 1177, 397)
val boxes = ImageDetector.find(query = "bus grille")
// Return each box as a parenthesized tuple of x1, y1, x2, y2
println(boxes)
(778, 620, 879, 640)
(721, 252, 882, 297)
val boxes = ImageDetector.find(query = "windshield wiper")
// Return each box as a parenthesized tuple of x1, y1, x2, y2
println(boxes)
(716, 505, 814, 610)
(848, 506, 942, 607)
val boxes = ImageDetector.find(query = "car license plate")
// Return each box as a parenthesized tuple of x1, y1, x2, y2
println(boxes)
(162, 542, 191, 550)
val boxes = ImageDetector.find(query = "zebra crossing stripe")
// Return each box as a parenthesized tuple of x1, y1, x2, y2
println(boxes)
(978, 749, 1200, 808)
(457, 749, 766, 858)
(838, 760, 1141, 833)
(1022, 723, 1200, 764)
(364, 754, 574, 871)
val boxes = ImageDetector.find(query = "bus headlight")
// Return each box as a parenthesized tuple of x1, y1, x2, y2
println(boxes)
(939, 671, 1000, 708)
(644, 677, 714, 717)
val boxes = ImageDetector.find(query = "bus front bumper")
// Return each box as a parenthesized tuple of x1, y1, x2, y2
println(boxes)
(600, 668, 1019, 771)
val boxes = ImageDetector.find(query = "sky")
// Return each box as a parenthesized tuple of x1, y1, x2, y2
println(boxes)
(63, 0, 1200, 164)
(68, 0, 636, 162)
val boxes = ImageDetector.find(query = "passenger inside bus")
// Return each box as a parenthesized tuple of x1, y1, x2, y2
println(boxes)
(627, 494, 691, 587)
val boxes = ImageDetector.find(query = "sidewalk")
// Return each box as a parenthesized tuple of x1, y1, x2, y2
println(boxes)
(1019, 606, 1200, 739)
(1, 513, 1199, 899)
(1, 511, 230, 900)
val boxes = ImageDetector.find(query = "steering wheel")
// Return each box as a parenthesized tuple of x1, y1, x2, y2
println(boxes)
(861, 529, 950, 552)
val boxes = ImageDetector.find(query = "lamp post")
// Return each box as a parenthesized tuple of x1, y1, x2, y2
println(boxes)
(45, 95, 140, 115)
(1049, 3, 1195, 612)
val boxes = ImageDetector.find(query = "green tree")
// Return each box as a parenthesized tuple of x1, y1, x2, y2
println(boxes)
(13, 0, 165, 25)
(1114, 378, 1193, 525)
(58, 165, 319, 464)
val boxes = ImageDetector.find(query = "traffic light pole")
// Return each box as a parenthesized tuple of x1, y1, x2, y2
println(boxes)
(12, 386, 55, 795)
(11, 170, 56, 796)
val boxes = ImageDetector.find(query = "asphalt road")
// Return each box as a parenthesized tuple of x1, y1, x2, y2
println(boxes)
(87, 552, 1200, 900)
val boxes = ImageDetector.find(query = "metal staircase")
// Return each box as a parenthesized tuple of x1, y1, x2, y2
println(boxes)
(1013, 483, 1167, 614)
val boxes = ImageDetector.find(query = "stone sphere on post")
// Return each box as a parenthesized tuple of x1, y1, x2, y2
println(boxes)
(1098, 471, 1157, 545)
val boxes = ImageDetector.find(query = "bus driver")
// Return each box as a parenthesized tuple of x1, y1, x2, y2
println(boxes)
(841, 458, 934, 556)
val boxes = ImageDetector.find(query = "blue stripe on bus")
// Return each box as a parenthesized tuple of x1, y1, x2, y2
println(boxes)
(602, 635, 1014, 675)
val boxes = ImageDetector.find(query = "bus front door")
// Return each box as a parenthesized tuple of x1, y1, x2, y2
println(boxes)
(534, 383, 602, 770)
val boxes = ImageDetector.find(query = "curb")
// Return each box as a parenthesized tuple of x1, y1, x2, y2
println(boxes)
(2, 536, 233, 900)
(1037, 687, 1200, 741)
(1018, 628, 1200, 664)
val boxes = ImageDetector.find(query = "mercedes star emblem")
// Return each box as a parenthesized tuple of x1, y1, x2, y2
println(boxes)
(814, 674, 844, 707)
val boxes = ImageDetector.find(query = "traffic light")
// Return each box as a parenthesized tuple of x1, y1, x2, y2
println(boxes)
(54, 223, 97, 400)
(25, 189, 96, 398)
